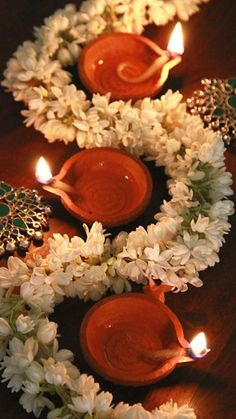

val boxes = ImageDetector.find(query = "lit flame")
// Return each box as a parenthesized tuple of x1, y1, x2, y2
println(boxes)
(36, 157, 53, 184)
(189, 332, 210, 358)
(167, 22, 184, 55)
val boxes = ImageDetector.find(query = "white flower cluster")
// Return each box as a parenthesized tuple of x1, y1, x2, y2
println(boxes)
(0, 128, 232, 419)
(2, 0, 208, 144)
(3, 92, 232, 296)
(0, 260, 196, 418)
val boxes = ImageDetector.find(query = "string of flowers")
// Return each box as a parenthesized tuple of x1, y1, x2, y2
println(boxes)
(2, 0, 209, 144)
(1, 0, 234, 418)
(0, 257, 197, 418)
(0, 108, 234, 416)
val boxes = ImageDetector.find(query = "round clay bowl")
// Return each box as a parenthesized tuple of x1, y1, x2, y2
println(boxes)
(53, 148, 152, 227)
(78, 32, 163, 100)
(80, 293, 187, 386)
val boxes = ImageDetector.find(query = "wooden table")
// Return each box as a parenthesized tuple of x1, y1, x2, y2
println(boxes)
(0, 1, 236, 418)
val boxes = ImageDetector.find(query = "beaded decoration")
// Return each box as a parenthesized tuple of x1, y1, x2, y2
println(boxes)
(0, 181, 52, 255)
(187, 78, 236, 144)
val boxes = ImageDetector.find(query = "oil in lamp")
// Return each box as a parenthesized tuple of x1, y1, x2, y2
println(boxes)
(78, 22, 184, 100)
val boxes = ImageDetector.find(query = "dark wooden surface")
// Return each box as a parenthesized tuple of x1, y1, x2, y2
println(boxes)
(0, 1, 236, 418)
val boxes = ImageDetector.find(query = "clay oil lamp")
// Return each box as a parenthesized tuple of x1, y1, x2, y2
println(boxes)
(78, 22, 184, 101)
(36, 148, 152, 227)
(80, 282, 210, 387)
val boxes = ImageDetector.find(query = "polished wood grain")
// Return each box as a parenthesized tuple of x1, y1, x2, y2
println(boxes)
(0, 1, 236, 418)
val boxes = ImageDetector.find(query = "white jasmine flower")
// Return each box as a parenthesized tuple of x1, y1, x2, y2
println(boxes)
(79, 265, 110, 301)
(144, 245, 173, 281)
(50, 85, 90, 118)
(9, 337, 38, 365)
(155, 90, 186, 131)
(148, 1, 176, 26)
(169, 181, 194, 208)
(115, 258, 147, 283)
(203, 219, 231, 252)
(68, 373, 100, 394)
(81, 222, 107, 257)
(174, 0, 208, 21)
(23, 337, 39, 364)
(43, 357, 68, 386)
(92, 93, 121, 118)
(16, 314, 35, 334)
(113, 403, 152, 419)
(31, 266, 72, 298)
(170, 231, 219, 270)
(0, 318, 12, 337)
(190, 214, 210, 233)
(198, 136, 223, 164)
(41, 117, 76, 144)
(47, 233, 79, 264)
(22, 379, 41, 395)
(155, 200, 183, 223)
(77, 1, 108, 41)
(209, 200, 234, 220)
(2, 41, 71, 102)
(208, 168, 233, 201)
(21, 86, 50, 129)
(112, 401, 130, 417)
(145, 244, 172, 264)
(110, 276, 132, 294)
(148, 219, 179, 243)
(35, 6, 85, 66)
(1, 337, 38, 392)
(63, 360, 80, 381)
(120, 226, 149, 259)
(20, 282, 55, 313)
(0, 256, 29, 289)
(36, 319, 57, 345)
(69, 392, 95, 415)
(19, 392, 54, 418)
(25, 361, 45, 384)
(53, 348, 74, 364)
(111, 231, 129, 254)
(153, 399, 196, 418)
(94, 391, 113, 416)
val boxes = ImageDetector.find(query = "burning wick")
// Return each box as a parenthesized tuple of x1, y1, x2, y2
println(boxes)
(188, 331, 210, 359)
(36, 157, 74, 195)
(142, 332, 210, 364)
(117, 22, 184, 85)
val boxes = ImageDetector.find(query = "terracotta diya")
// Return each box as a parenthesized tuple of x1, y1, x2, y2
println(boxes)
(37, 148, 152, 228)
(78, 30, 183, 101)
(80, 284, 196, 387)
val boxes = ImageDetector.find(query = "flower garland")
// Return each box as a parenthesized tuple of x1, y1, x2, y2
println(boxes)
(2, 0, 210, 145)
(1, 0, 235, 418)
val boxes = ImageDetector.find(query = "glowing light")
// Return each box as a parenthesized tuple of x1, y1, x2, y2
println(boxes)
(189, 332, 210, 358)
(167, 22, 184, 55)
(35, 157, 53, 184)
